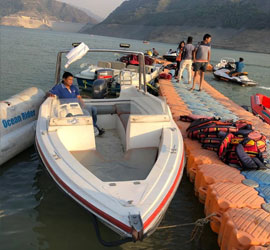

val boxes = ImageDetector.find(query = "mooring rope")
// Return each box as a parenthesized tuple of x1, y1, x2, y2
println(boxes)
(92, 213, 216, 247)
(157, 213, 217, 242)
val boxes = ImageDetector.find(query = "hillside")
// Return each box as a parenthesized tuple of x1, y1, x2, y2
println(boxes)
(102, 0, 270, 29)
(84, 0, 270, 53)
(0, 0, 98, 30)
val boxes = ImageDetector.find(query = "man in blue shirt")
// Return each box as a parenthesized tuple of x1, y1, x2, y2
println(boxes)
(235, 57, 245, 73)
(229, 58, 245, 76)
(48, 72, 104, 135)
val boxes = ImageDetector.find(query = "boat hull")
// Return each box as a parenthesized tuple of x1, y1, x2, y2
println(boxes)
(163, 54, 177, 62)
(35, 139, 133, 237)
(251, 94, 270, 124)
(36, 137, 185, 238)
(0, 87, 45, 165)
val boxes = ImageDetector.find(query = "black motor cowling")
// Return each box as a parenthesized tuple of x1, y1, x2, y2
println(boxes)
(95, 69, 114, 81)
(92, 69, 114, 99)
(92, 79, 107, 99)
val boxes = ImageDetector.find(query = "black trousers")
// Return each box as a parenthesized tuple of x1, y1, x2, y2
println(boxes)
(175, 61, 181, 76)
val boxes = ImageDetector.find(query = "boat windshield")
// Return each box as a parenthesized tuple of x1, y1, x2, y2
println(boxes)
(50, 98, 87, 118)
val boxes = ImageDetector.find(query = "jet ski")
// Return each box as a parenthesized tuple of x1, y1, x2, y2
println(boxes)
(163, 52, 177, 62)
(213, 57, 236, 71)
(213, 68, 258, 87)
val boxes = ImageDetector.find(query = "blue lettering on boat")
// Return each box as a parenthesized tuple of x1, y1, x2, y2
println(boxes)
(1, 110, 35, 128)
(21, 110, 35, 120)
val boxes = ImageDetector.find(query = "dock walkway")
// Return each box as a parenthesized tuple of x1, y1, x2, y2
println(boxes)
(158, 71, 270, 250)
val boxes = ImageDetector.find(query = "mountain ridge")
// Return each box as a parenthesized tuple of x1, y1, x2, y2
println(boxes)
(0, 0, 98, 25)
(84, 0, 270, 53)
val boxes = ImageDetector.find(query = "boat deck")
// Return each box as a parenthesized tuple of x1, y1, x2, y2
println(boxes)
(158, 67, 270, 250)
(71, 129, 158, 182)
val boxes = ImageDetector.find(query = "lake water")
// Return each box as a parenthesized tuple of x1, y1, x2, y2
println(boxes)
(0, 26, 270, 250)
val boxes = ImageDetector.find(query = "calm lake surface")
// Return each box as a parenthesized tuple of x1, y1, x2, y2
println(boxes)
(0, 26, 270, 250)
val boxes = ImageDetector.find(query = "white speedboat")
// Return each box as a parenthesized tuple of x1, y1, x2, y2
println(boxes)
(75, 61, 162, 95)
(213, 68, 258, 87)
(213, 57, 236, 71)
(35, 46, 185, 241)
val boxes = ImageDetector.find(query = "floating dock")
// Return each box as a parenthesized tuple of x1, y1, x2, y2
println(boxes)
(158, 67, 270, 250)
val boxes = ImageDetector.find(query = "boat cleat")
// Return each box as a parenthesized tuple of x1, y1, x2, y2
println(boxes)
(128, 214, 144, 241)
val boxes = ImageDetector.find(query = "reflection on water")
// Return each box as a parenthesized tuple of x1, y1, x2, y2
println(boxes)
(0, 148, 41, 250)
(0, 26, 269, 250)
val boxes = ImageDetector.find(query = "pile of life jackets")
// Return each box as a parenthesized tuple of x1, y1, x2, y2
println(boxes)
(181, 116, 268, 170)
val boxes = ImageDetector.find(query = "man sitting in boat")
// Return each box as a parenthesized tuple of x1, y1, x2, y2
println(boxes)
(47, 71, 105, 136)
(152, 48, 159, 57)
(229, 57, 245, 76)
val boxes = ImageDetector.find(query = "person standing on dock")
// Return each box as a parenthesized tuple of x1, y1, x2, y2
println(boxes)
(190, 34, 212, 91)
(177, 36, 195, 84)
(175, 41, 185, 78)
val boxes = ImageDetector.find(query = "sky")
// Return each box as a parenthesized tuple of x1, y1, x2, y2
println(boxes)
(57, 0, 126, 19)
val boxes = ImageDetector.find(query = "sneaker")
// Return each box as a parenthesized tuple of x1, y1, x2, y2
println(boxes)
(98, 128, 105, 136)
(94, 127, 99, 136)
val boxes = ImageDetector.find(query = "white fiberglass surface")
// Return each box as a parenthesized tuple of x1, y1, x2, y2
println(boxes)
(71, 129, 158, 182)
(50, 98, 88, 118)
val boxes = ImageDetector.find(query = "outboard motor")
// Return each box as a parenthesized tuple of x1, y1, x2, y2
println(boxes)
(94, 69, 114, 97)
(95, 69, 114, 81)
(92, 79, 107, 99)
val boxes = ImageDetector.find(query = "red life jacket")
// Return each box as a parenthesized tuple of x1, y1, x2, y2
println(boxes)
(186, 118, 238, 140)
(218, 131, 267, 170)
(129, 54, 139, 65)
(184, 117, 267, 170)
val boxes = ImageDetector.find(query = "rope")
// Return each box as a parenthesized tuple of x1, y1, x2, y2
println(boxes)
(92, 212, 216, 246)
(157, 213, 216, 230)
(157, 213, 216, 242)
(157, 222, 199, 230)
(91, 214, 133, 247)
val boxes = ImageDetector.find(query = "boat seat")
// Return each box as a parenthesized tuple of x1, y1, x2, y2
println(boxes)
(95, 105, 116, 115)
(115, 103, 142, 130)
(85, 103, 143, 131)
(145, 65, 153, 74)
(97, 61, 111, 68)
(115, 103, 141, 115)
(111, 61, 126, 70)
(71, 147, 158, 182)
(119, 114, 130, 130)
(127, 65, 139, 73)
(126, 114, 171, 150)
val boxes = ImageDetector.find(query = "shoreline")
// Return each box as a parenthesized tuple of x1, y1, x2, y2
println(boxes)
(1, 23, 270, 55)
